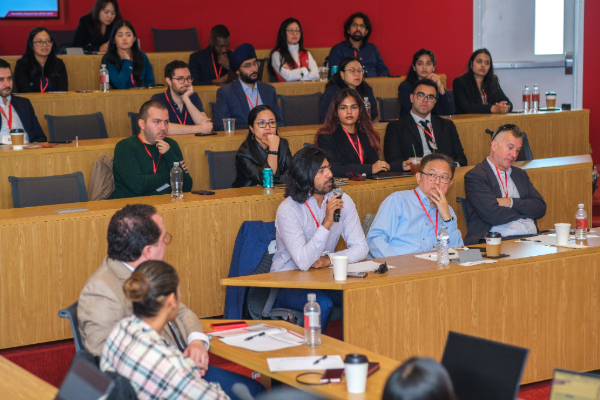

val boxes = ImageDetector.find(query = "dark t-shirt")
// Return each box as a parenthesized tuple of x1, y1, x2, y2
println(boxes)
(151, 91, 205, 125)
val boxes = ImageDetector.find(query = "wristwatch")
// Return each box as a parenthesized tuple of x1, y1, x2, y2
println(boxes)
(267, 150, 279, 155)
(443, 216, 454, 223)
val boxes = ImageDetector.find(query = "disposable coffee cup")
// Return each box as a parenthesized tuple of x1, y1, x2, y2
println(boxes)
(10, 129, 25, 150)
(223, 118, 236, 133)
(332, 256, 349, 281)
(344, 354, 369, 394)
(409, 157, 422, 175)
(485, 232, 502, 257)
(555, 223, 571, 245)
(545, 92, 557, 109)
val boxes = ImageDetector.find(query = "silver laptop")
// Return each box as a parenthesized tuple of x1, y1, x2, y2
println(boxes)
(549, 369, 600, 400)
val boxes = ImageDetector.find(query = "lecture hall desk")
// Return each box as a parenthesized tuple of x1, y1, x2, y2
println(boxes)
(0, 356, 58, 400)
(0, 155, 590, 354)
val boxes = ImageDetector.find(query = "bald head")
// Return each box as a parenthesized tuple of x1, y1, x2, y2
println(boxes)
(489, 128, 523, 171)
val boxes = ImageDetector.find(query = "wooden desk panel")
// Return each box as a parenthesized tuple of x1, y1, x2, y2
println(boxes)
(0, 356, 58, 400)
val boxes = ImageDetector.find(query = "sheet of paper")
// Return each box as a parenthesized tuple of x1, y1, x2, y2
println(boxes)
(336, 261, 396, 273)
(415, 248, 462, 262)
(514, 235, 588, 247)
(267, 355, 345, 372)
(459, 260, 497, 267)
(208, 323, 273, 338)
(220, 329, 305, 352)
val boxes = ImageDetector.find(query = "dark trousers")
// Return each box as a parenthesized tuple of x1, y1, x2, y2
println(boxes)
(204, 365, 265, 400)
(272, 288, 342, 331)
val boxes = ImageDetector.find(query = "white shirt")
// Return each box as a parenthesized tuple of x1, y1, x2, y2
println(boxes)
(410, 110, 434, 156)
(0, 96, 28, 143)
(271, 44, 319, 81)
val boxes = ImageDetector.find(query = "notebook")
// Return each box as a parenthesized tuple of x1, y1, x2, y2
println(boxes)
(549, 369, 600, 400)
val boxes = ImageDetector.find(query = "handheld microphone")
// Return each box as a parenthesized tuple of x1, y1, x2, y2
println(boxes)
(485, 129, 495, 135)
(333, 188, 343, 222)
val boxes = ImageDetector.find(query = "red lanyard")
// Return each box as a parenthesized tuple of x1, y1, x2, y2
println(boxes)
(342, 127, 364, 164)
(40, 77, 49, 93)
(353, 49, 358, 58)
(416, 122, 435, 143)
(0, 102, 12, 130)
(482, 91, 487, 105)
(414, 189, 439, 236)
(211, 53, 223, 78)
(138, 135, 161, 174)
(164, 90, 187, 125)
(245, 92, 259, 109)
(495, 166, 509, 198)
(305, 199, 329, 228)
(129, 56, 136, 87)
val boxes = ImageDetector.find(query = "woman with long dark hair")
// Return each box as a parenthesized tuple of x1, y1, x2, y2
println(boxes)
(316, 88, 400, 178)
(319, 56, 377, 122)
(269, 18, 319, 82)
(452, 48, 512, 114)
(102, 20, 155, 89)
(14, 27, 68, 93)
(382, 357, 456, 400)
(398, 49, 454, 117)
(72, 0, 122, 53)
(232, 104, 292, 187)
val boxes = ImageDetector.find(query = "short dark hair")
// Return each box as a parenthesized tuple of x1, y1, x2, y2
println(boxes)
(107, 204, 161, 262)
(383, 357, 456, 400)
(210, 25, 230, 40)
(139, 99, 167, 122)
(419, 153, 456, 179)
(123, 260, 179, 318)
(343, 12, 372, 42)
(491, 123, 523, 141)
(411, 78, 439, 97)
(0, 59, 12, 71)
(285, 147, 331, 203)
(164, 60, 189, 79)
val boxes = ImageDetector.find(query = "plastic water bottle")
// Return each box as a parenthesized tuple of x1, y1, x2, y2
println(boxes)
(575, 203, 588, 240)
(100, 64, 109, 92)
(532, 84, 540, 112)
(437, 226, 450, 266)
(170, 162, 183, 199)
(304, 293, 321, 346)
(522, 85, 530, 112)
(364, 97, 371, 118)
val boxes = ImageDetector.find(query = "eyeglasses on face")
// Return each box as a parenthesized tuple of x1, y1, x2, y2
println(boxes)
(351, 23, 367, 29)
(171, 76, 193, 84)
(421, 172, 451, 184)
(240, 61, 260, 70)
(256, 121, 278, 128)
(414, 92, 437, 102)
(344, 68, 364, 75)
(33, 40, 53, 47)
(286, 29, 301, 34)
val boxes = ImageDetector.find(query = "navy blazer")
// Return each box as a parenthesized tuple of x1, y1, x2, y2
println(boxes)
(213, 79, 284, 131)
(1, 95, 46, 142)
(398, 80, 455, 117)
(189, 46, 233, 86)
(384, 114, 467, 167)
(463, 159, 547, 244)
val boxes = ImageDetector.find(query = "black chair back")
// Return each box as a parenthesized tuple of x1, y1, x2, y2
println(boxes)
(456, 196, 471, 234)
(49, 30, 76, 54)
(127, 112, 140, 136)
(209, 102, 216, 119)
(44, 113, 108, 142)
(277, 92, 322, 126)
(58, 301, 84, 352)
(9, 172, 88, 208)
(376, 97, 401, 122)
(204, 150, 237, 190)
(151, 28, 200, 52)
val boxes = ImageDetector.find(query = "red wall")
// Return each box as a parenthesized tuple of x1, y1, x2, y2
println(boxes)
(0, 0, 473, 87)
(583, 1, 600, 160)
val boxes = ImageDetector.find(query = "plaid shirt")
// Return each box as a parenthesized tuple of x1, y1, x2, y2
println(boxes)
(101, 315, 228, 400)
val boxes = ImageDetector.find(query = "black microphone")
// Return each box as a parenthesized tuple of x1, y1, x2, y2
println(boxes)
(485, 129, 494, 135)
(333, 188, 343, 222)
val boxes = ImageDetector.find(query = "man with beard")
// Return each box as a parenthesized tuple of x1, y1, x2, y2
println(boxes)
(189, 25, 233, 86)
(112, 100, 193, 199)
(270, 147, 368, 330)
(0, 59, 46, 142)
(213, 43, 283, 131)
(151, 60, 213, 135)
(327, 12, 389, 78)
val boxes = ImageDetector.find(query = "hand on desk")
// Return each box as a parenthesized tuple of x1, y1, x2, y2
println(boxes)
(402, 160, 411, 171)
(491, 101, 510, 114)
(212, 75, 228, 85)
(184, 340, 209, 375)
(311, 255, 331, 269)
(497, 197, 511, 207)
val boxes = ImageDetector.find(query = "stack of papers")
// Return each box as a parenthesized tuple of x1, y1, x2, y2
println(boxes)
(415, 248, 463, 262)
(267, 356, 345, 372)
(215, 324, 305, 352)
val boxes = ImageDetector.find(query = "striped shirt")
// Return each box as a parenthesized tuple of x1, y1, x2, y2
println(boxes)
(101, 315, 228, 400)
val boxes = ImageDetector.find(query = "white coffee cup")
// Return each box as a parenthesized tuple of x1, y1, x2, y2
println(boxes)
(555, 223, 571, 245)
(332, 256, 349, 281)
(344, 354, 369, 393)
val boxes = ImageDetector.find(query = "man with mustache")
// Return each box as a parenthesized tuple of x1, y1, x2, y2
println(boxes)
(270, 147, 368, 330)
(189, 25, 232, 86)
(463, 124, 546, 244)
(327, 12, 389, 78)
(0, 59, 46, 142)
(112, 99, 192, 199)
(212, 43, 283, 131)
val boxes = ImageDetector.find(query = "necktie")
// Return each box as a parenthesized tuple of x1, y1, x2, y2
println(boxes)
(419, 120, 436, 153)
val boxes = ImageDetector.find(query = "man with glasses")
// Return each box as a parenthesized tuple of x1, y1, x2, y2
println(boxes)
(151, 60, 213, 135)
(367, 153, 464, 257)
(213, 43, 283, 131)
(189, 25, 233, 86)
(384, 79, 467, 169)
(463, 124, 546, 245)
(78, 204, 265, 399)
(327, 12, 389, 78)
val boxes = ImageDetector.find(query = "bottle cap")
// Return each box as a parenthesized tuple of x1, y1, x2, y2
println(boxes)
(174, 162, 179, 166)
(101, 64, 106, 68)
(307, 293, 316, 302)
(579, 203, 584, 208)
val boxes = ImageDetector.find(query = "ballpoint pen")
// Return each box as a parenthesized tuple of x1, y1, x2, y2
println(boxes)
(244, 332, 266, 341)
(313, 355, 328, 365)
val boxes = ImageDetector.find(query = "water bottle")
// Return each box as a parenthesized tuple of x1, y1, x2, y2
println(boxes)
(532, 84, 540, 112)
(575, 203, 588, 241)
(304, 293, 321, 346)
(522, 85, 530, 112)
(437, 226, 450, 266)
(170, 162, 183, 199)
(100, 64, 109, 92)
(363, 97, 371, 118)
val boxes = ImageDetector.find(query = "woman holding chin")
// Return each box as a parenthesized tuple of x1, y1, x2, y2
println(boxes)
(232, 105, 292, 187)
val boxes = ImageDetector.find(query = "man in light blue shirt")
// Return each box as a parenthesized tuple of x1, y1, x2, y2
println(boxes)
(367, 153, 464, 258)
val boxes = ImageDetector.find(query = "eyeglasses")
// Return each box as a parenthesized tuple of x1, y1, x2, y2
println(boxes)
(171, 76, 193, 84)
(351, 23, 367, 29)
(33, 40, 53, 47)
(256, 121, 278, 128)
(240, 61, 260, 70)
(344, 68, 364, 75)
(286, 29, 301, 34)
(164, 232, 173, 245)
(491, 124, 519, 140)
(414, 92, 437, 102)
(421, 172, 452, 184)
(346, 172, 366, 181)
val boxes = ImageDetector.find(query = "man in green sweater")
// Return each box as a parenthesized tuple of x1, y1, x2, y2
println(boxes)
(113, 100, 193, 199)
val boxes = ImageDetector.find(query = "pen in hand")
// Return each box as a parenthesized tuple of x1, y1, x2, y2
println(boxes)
(244, 332, 266, 341)
(313, 355, 328, 365)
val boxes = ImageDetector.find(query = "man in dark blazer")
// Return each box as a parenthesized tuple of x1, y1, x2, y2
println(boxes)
(213, 43, 283, 131)
(189, 25, 233, 86)
(384, 78, 466, 169)
(0, 59, 46, 142)
(463, 124, 546, 245)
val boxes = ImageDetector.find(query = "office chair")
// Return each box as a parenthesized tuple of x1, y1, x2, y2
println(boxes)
(9, 172, 88, 208)
(44, 113, 108, 142)
(151, 27, 200, 52)
(58, 301, 84, 352)
(277, 92, 322, 126)
(376, 97, 401, 121)
(204, 150, 237, 190)
(127, 112, 140, 136)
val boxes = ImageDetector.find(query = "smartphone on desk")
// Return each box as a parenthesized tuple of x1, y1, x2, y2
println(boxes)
(195, 132, 218, 136)
(192, 190, 215, 195)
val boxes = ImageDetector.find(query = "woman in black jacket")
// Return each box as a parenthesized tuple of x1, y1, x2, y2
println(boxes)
(452, 48, 513, 114)
(14, 27, 68, 93)
(72, 0, 122, 53)
(232, 105, 292, 188)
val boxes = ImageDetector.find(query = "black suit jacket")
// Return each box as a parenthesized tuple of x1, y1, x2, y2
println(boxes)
(463, 159, 547, 244)
(14, 58, 69, 93)
(384, 114, 467, 167)
(189, 46, 233, 86)
(232, 137, 292, 187)
(1, 95, 47, 142)
(452, 73, 513, 114)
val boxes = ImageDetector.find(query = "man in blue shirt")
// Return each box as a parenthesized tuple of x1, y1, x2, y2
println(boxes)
(151, 60, 213, 135)
(366, 153, 464, 257)
(328, 12, 390, 78)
